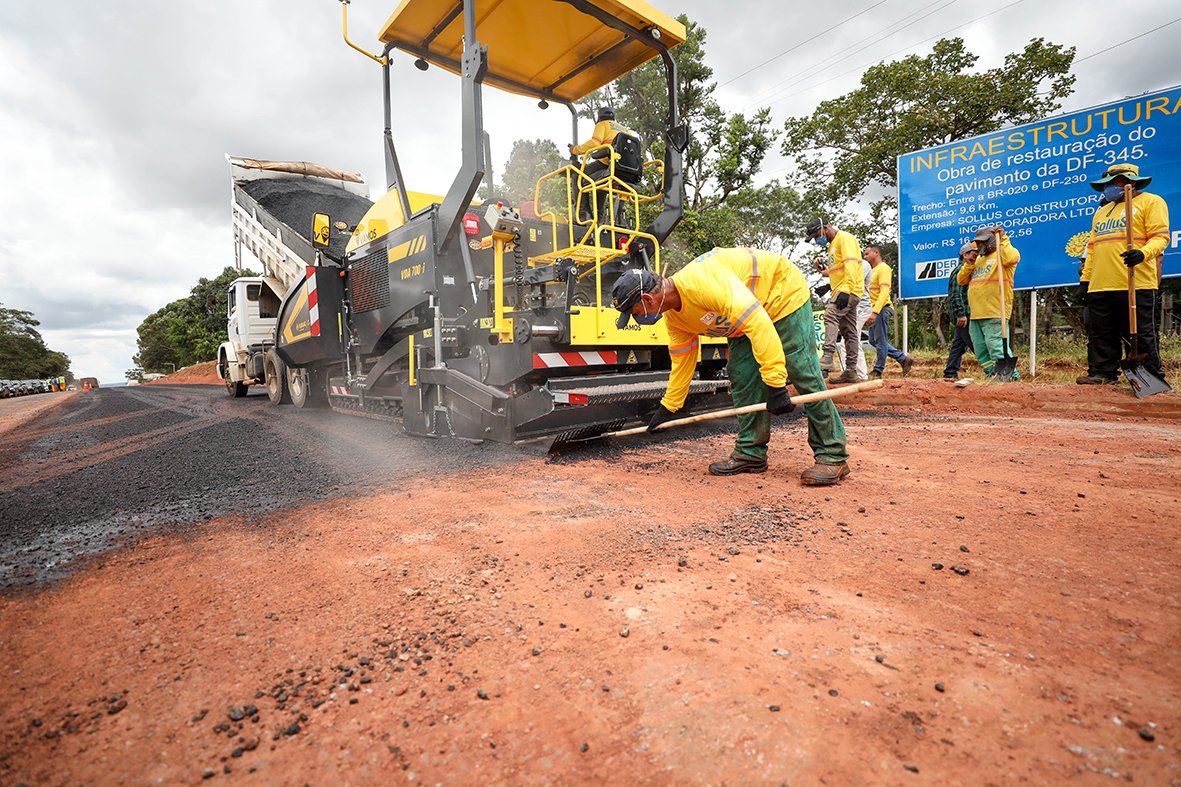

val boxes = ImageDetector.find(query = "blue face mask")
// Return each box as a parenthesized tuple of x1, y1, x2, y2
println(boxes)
(1102, 184, 1125, 203)
(813, 234, 829, 249)
(632, 289, 665, 325)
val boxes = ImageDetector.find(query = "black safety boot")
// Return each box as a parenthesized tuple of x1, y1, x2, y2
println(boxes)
(708, 457, 767, 476)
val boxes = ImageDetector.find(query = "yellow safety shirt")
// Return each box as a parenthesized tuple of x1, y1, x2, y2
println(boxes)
(956, 234, 1019, 320)
(868, 263, 893, 313)
(1082, 192, 1170, 292)
(570, 120, 635, 155)
(661, 248, 811, 412)
(827, 230, 865, 297)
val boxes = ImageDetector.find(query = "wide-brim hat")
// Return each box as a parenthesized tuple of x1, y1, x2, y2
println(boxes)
(1090, 162, 1151, 191)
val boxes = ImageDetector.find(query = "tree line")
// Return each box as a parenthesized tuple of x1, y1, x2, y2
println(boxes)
(130, 266, 253, 379)
(497, 21, 1168, 349)
(0, 304, 71, 380)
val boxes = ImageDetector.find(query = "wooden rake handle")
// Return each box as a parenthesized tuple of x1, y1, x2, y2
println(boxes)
(603, 379, 884, 439)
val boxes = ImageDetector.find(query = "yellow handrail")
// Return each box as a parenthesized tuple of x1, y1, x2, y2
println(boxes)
(340, 1, 387, 66)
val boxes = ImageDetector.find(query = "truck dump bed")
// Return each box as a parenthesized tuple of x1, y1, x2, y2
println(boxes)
(235, 178, 372, 262)
(228, 156, 374, 290)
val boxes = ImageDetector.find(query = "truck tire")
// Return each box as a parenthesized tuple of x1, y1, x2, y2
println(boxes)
(222, 352, 248, 398)
(288, 366, 327, 409)
(265, 350, 291, 405)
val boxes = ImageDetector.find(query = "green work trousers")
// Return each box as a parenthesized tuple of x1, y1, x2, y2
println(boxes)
(967, 318, 1020, 378)
(727, 302, 849, 465)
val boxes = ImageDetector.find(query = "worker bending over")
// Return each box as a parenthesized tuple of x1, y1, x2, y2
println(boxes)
(610, 248, 850, 486)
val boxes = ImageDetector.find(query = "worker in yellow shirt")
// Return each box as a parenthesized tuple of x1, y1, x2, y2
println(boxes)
(806, 217, 865, 383)
(863, 245, 913, 378)
(1077, 163, 1170, 384)
(956, 226, 1020, 380)
(569, 106, 640, 224)
(610, 249, 850, 486)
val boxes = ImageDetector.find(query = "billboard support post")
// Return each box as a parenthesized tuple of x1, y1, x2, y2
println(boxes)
(1030, 292, 1038, 377)
(902, 303, 909, 355)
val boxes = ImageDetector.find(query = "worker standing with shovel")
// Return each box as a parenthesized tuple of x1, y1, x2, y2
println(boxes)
(1077, 163, 1171, 394)
(957, 226, 1020, 380)
(610, 249, 851, 486)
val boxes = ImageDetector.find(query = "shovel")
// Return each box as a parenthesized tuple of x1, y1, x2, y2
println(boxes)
(991, 229, 1018, 380)
(1119, 184, 1172, 398)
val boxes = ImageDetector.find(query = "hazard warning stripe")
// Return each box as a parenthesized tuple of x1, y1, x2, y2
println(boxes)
(552, 391, 590, 405)
(532, 351, 619, 369)
(329, 385, 352, 396)
(305, 267, 320, 337)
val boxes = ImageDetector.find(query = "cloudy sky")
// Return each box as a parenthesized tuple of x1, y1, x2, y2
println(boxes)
(2, 0, 1178, 383)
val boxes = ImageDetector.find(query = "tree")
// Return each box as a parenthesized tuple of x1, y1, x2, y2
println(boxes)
(0, 304, 71, 378)
(583, 16, 779, 211)
(782, 37, 1075, 211)
(133, 266, 255, 371)
(498, 139, 563, 208)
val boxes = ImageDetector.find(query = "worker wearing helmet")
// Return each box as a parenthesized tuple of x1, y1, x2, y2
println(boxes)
(1077, 163, 1170, 385)
(611, 248, 850, 486)
(569, 106, 640, 223)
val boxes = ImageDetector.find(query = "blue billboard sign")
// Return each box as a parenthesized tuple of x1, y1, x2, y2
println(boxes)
(897, 85, 1181, 299)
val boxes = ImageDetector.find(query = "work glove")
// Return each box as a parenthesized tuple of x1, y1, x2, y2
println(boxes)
(647, 404, 678, 433)
(1121, 249, 1145, 267)
(815, 283, 832, 297)
(835, 292, 851, 309)
(1078, 282, 1089, 305)
(766, 386, 795, 416)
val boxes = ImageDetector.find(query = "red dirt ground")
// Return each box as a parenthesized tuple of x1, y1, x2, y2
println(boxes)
(2, 382, 1179, 784)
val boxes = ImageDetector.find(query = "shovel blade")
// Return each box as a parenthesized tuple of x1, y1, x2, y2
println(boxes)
(1122, 364, 1172, 398)
(993, 356, 1018, 380)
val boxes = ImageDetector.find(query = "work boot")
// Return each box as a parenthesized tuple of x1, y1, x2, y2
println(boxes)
(800, 462, 851, 486)
(1075, 374, 1116, 385)
(942, 375, 957, 382)
(868, 370, 882, 380)
(900, 355, 915, 376)
(708, 456, 767, 476)
(832, 370, 860, 384)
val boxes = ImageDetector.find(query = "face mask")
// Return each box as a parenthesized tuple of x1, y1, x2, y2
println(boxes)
(633, 289, 665, 325)
(1102, 184, 1125, 203)
(813, 234, 829, 249)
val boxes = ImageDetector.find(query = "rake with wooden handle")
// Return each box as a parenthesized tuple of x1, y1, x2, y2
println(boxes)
(600, 378, 883, 439)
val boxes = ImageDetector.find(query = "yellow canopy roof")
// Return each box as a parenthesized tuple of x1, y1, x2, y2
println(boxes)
(377, 0, 686, 103)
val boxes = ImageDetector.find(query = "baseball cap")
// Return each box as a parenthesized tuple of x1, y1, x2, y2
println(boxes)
(610, 269, 660, 329)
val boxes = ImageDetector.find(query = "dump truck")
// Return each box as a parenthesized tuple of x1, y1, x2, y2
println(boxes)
(219, 0, 735, 445)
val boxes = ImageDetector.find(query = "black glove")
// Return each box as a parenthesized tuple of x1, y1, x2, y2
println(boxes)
(647, 404, 678, 433)
(815, 283, 832, 297)
(1121, 249, 1145, 267)
(766, 386, 795, 415)
(835, 292, 851, 309)
(1078, 281, 1088, 305)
